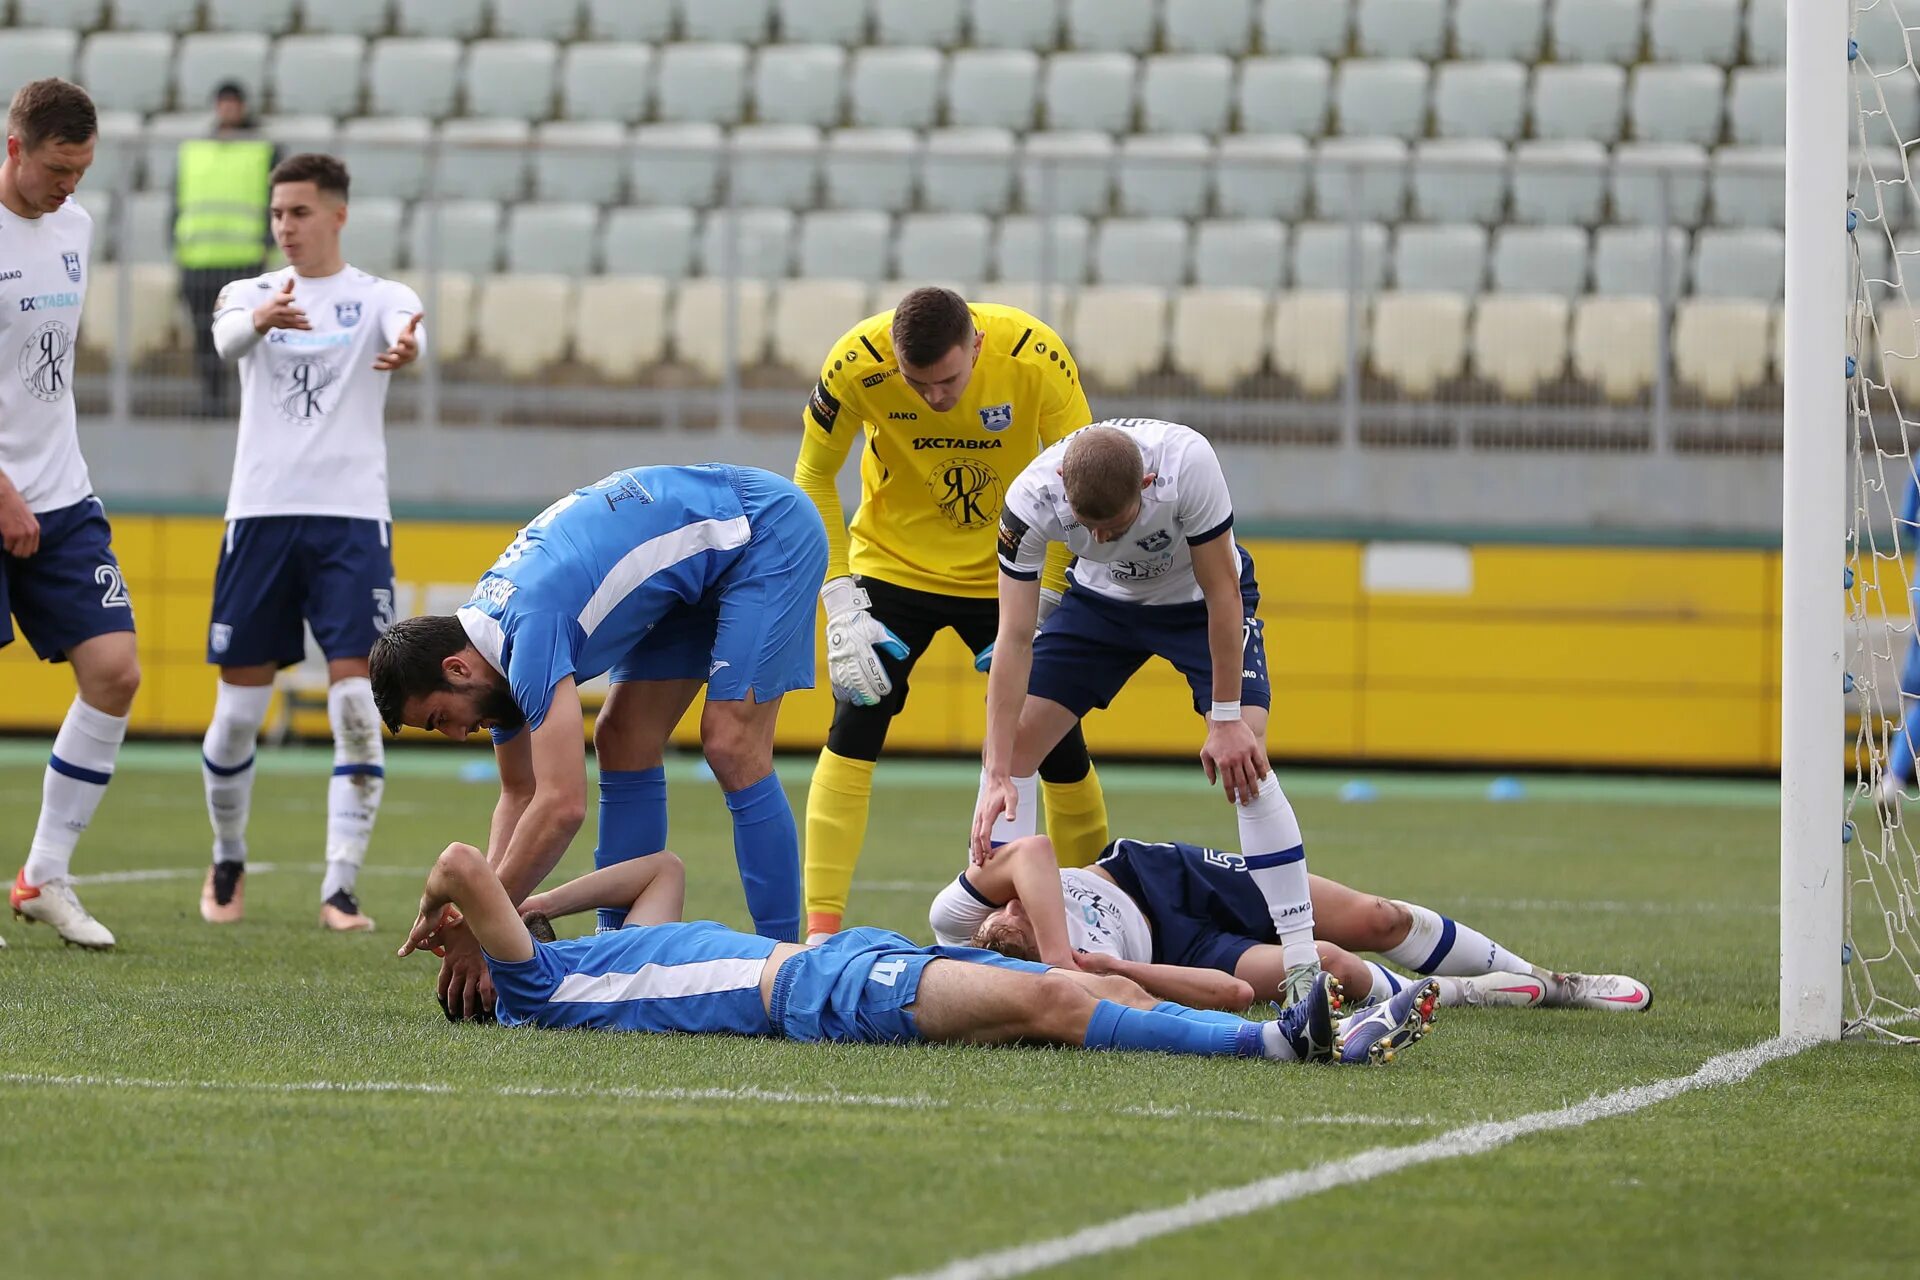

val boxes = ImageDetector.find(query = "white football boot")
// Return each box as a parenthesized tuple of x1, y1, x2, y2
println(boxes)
(1542, 971, 1653, 1012)
(11, 870, 116, 950)
(1433, 971, 1549, 1008)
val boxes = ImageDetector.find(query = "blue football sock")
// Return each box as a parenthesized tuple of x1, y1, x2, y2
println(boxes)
(1082, 1000, 1263, 1057)
(594, 767, 667, 931)
(724, 771, 801, 942)
(1151, 1001, 1252, 1028)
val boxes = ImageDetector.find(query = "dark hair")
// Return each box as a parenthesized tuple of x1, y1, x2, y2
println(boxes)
(369, 614, 471, 732)
(890, 286, 974, 368)
(8, 78, 96, 152)
(524, 912, 557, 944)
(269, 151, 350, 200)
(214, 80, 247, 102)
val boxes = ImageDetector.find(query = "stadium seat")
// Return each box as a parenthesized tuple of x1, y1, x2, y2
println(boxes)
(262, 113, 337, 155)
(137, 113, 208, 192)
(1711, 147, 1786, 229)
(1673, 298, 1770, 402)
(1869, 303, 1920, 403)
(396, 0, 484, 37)
(271, 36, 366, 119)
(776, 0, 869, 45)
(1313, 137, 1408, 222)
(0, 31, 78, 89)
(1611, 142, 1709, 225)
(1292, 220, 1389, 292)
(921, 128, 1018, 214)
(1372, 292, 1468, 395)
(406, 200, 502, 273)
(368, 38, 463, 119)
(121, 191, 172, 263)
(601, 205, 698, 277)
(1470, 294, 1569, 397)
(875, 0, 964, 46)
(562, 44, 654, 124)
(1020, 130, 1114, 218)
(465, 40, 560, 121)
(1116, 134, 1212, 219)
(1452, 0, 1546, 61)
(1409, 138, 1508, 223)
(1193, 219, 1288, 290)
(1355, 0, 1446, 59)
(680, 0, 773, 43)
(494, 0, 583, 41)
(79, 264, 180, 363)
(582, 0, 670, 40)
(1237, 56, 1331, 136)
(1141, 55, 1234, 134)
(1646, 0, 1741, 65)
(771, 278, 871, 375)
(973, 281, 1075, 325)
(631, 122, 725, 206)
(505, 202, 600, 274)
(968, 0, 1061, 51)
(476, 274, 574, 377)
(1072, 284, 1167, 387)
(1393, 223, 1489, 293)
(947, 49, 1041, 131)
(1334, 59, 1429, 137)
(1258, 0, 1348, 57)
(88, 112, 142, 197)
(111, 0, 196, 32)
(534, 120, 627, 204)
(1092, 217, 1190, 288)
(1745, 0, 1787, 65)
(1693, 227, 1785, 300)
(729, 124, 822, 208)
(1170, 288, 1268, 391)
(1064, 0, 1157, 54)
(1549, 0, 1642, 63)
(435, 118, 531, 201)
(849, 46, 944, 130)
(1164, 0, 1254, 54)
(657, 43, 751, 126)
(1043, 52, 1138, 133)
(753, 44, 848, 128)
(393, 270, 475, 358)
(343, 196, 404, 274)
(1491, 224, 1589, 297)
(1571, 295, 1658, 401)
(1860, 75, 1920, 155)
(1272, 291, 1358, 395)
(341, 116, 435, 199)
(897, 213, 993, 282)
(672, 277, 770, 376)
(1727, 68, 1787, 147)
(77, 33, 172, 115)
(14, 0, 103, 30)
(1215, 133, 1311, 219)
(824, 127, 919, 212)
(1509, 140, 1607, 225)
(1531, 63, 1627, 144)
(294, 0, 388, 37)
(700, 207, 798, 278)
(1592, 225, 1689, 296)
(1629, 64, 1726, 146)
(174, 33, 269, 109)
(1432, 60, 1527, 142)
(574, 276, 670, 380)
(71, 191, 115, 257)
(995, 214, 1092, 283)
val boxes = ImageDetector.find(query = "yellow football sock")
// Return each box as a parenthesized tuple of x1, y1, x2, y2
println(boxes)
(804, 748, 875, 936)
(1042, 765, 1111, 868)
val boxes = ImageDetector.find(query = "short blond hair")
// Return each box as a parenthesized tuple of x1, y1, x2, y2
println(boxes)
(1061, 426, 1144, 522)
(970, 911, 1040, 962)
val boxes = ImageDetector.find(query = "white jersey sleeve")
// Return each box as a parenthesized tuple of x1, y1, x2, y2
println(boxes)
(929, 872, 1001, 947)
(0, 200, 92, 512)
(995, 439, 1070, 582)
(1170, 427, 1234, 547)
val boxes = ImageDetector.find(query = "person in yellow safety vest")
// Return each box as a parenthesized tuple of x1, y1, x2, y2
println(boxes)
(174, 81, 275, 416)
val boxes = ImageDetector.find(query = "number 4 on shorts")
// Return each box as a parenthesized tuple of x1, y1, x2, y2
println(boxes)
(868, 958, 909, 987)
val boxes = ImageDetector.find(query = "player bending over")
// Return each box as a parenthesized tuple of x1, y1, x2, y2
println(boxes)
(935, 835, 1651, 1014)
(397, 843, 1438, 1067)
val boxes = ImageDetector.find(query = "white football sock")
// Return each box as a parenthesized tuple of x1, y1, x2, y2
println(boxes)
(1348, 961, 1407, 1010)
(202, 680, 272, 865)
(1381, 900, 1535, 977)
(323, 676, 384, 897)
(980, 768, 1038, 849)
(24, 696, 129, 885)
(1235, 772, 1316, 966)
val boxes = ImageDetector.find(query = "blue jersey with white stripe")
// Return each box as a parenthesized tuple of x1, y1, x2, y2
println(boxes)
(455, 466, 756, 736)
(487, 919, 781, 1034)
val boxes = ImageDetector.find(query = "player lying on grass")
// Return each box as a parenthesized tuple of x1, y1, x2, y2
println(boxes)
(933, 835, 1652, 1014)
(396, 843, 1438, 1066)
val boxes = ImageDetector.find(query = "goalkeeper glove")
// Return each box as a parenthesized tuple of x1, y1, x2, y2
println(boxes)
(822, 576, 908, 707)
(972, 589, 1063, 672)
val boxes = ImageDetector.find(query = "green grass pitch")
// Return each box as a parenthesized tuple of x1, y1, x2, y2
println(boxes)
(2, 743, 1916, 1279)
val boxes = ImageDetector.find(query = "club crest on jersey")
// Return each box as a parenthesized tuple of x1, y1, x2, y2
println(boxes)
(979, 403, 1013, 431)
(335, 301, 362, 327)
(1135, 530, 1172, 554)
(61, 251, 80, 283)
(929, 457, 1004, 530)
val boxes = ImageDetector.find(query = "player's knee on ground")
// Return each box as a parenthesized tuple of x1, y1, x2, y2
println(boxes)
(1073, 969, 1157, 1010)
(1015, 969, 1102, 1041)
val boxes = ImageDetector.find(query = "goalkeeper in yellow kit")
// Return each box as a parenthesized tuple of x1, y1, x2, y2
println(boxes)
(793, 287, 1110, 941)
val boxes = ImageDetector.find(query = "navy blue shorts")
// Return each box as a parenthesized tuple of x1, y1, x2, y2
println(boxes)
(1097, 838, 1277, 974)
(0, 496, 136, 661)
(768, 926, 1050, 1045)
(207, 516, 396, 668)
(1028, 547, 1269, 718)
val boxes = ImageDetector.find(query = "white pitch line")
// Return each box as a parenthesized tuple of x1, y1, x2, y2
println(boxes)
(892, 1035, 1815, 1280)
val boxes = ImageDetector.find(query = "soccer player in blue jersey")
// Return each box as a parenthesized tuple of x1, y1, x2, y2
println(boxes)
(370, 464, 828, 1019)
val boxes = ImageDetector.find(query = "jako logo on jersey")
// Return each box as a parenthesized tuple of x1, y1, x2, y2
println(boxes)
(929, 457, 1003, 530)
(979, 403, 1013, 431)
(335, 301, 362, 327)
(912, 437, 1002, 450)
(18, 292, 79, 311)
(0, 269, 20, 282)
(62, 251, 80, 283)
(888, 410, 918, 420)
(1135, 530, 1172, 553)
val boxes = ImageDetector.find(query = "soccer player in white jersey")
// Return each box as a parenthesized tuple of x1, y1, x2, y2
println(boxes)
(0, 79, 135, 952)
(196, 152, 423, 932)
(972, 419, 1327, 1007)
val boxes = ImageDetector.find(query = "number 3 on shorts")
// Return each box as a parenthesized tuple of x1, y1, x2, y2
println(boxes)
(868, 958, 909, 987)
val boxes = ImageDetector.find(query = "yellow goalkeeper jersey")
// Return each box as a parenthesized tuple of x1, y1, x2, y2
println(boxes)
(793, 303, 1092, 598)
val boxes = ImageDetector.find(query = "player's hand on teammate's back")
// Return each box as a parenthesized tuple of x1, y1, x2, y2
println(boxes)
(251, 277, 310, 334)
(435, 920, 496, 1022)
(0, 481, 41, 557)
(1201, 718, 1269, 806)
(821, 576, 908, 706)
(970, 774, 1020, 863)
(372, 311, 424, 372)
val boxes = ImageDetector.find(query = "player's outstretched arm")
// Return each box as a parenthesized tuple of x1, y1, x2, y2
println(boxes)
(520, 851, 686, 928)
(485, 731, 537, 869)
(967, 835, 1077, 968)
(973, 571, 1044, 860)
(1074, 951, 1256, 1012)
(489, 677, 589, 904)
(400, 843, 534, 966)
(1191, 536, 1268, 805)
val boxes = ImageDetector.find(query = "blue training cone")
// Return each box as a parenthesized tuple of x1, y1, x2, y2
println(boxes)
(1338, 779, 1378, 803)
(1486, 776, 1526, 802)
(458, 759, 495, 783)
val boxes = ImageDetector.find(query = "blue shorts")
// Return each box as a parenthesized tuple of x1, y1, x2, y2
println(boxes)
(0, 496, 136, 662)
(768, 926, 1050, 1045)
(1097, 838, 1276, 973)
(207, 516, 396, 668)
(609, 469, 827, 702)
(1028, 547, 1270, 718)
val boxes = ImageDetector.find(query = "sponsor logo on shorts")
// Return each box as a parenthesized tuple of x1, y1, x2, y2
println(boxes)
(709, 659, 730, 676)
(18, 319, 70, 402)
(929, 457, 1003, 530)
(979, 403, 1013, 431)
(210, 623, 232, 654)
(62, 251, 81, 283)
(335, 300, 362, 327)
